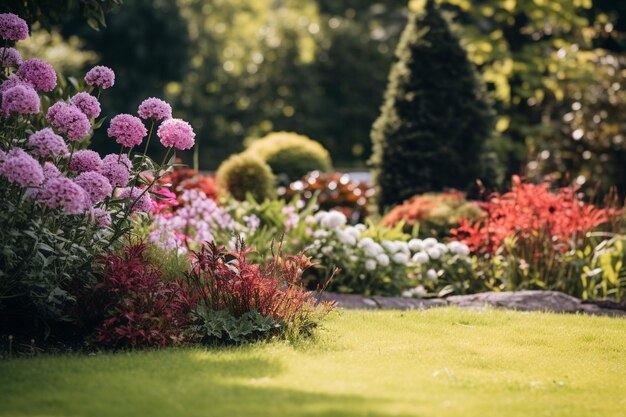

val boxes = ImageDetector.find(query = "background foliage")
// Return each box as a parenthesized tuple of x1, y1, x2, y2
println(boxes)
(9, 0, 626, 194)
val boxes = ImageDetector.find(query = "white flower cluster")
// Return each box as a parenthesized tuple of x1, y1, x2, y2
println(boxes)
(309, 210, 472, 293)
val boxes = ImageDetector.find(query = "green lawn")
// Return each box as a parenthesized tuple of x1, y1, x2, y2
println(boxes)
(1, 308, 624, 417)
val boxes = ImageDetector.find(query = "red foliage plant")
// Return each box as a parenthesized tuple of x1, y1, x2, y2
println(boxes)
(452, 176, 619, 255)
(92, 243, 196, 349)
(186, 241, 334, 325)
(159, 161, 218, 202)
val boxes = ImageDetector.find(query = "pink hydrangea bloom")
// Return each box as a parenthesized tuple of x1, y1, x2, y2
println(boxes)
(99, 154, 131, 187)
(90, 207, 112, 227)
(1, 84, 40, 116)
(38, 176, 89, 214)
(0, 13, 29, 41)
(108, 114, 147, 148)
(16, 58, 57, 92)
(46, 102, 91, 141)
(85, 65, 115, 89)
(70, 92, 101, 119)
(74, 171, 112, 204)
(42, 161, 61, 179)
(138, 97, 172, 121)
(69, 149, 102, 173)
(0, 148, 44, 187)
(119, 186, 153, 212)
(28, 128, 68, 157)
(157, 118, 195, 150)
(0, 47, 22, 67)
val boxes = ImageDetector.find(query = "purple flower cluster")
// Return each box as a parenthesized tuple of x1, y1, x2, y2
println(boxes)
(28, 128, 68, 158)
(46, 102, 91, 141)
(119, 186, 153, 212)
(16, 58, 57, 92)
(42, 161, 61, 180)
(0, 47, 22, 67)
(138, 97, 172, 121)
(70, 92, 101, 119)
(108, 114, 147, 148)
(0, 148, 44, 187)
(85, 66, 115, 89)
(99, 154, 131, 187)
(157, 118, 195, 150)
(1, 84, 40, 116)
(69, 150, 102, 173)
(74, 171, 112, 204)
(0, 13, 29, 41)
(91, 207, 112, 227)
(0, 74, 27, 95)
(38, 176, 88, 214)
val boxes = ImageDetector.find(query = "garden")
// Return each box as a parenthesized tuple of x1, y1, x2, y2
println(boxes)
(0, 1, 625, 416)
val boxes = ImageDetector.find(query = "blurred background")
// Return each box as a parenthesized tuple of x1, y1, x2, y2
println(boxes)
(5, 0, 626, 194)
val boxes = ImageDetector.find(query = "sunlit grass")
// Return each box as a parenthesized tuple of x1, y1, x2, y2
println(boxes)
(1, 308, 624, 417)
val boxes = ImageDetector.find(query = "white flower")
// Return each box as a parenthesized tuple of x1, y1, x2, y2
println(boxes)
(314, 229, 329, 238)
(365, 259, 377, 271)
(376, 253, 390, 267)
(382, 240, 398, 253)
(358, 237, 374, 247)
(344, 226, 361, 240)
(321, 210, 347, 229)
(423, 237, 438, 248)
(313, 210, 328, 224)
(349, 255, 359, 262)
(336, 229, 357, 246)
(354, 223, 367, 232)
(396, 241, 410, 255)
(427, 247, 441, 260)
(321, 246, 333, 255)
(392, 252, 409, 265)
(426, 269, 438, 280)
(448, 241, 470, 256)
(412, 251, 429, 264)
(408, 239, 424, 252)
(435, 243, 448, 254)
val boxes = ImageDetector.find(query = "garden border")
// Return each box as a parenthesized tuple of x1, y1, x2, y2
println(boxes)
(318, 291, 626, 317)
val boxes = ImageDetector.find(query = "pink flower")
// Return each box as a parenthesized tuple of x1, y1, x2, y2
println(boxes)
(119, 186, 153, 212)
(42, 161, 61, 179)
(99, 154, 131, 187)
(38, 176, 89, 214)
(138, 97, 172, 121)
(0, 47, 22, 67)
(74, 171, 112, 204)
(108, 114, 147, 148)
(90, 207, 112, 227)
(85, 65, 115, 89)
(70, 92, 101, 119)
(0, 13, 29, 41)
(28, 128, 68, 157)
(46, 102, 91, 141)
(1, 84, 40, 116)
(0, 148, 44, 187)
(69, 150, 102, 173)
(0, 74, 30, 95)
(157, 118, 195, 150)
(16, 58, 57, 92)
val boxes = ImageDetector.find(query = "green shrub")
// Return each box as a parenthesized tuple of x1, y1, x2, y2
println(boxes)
(246, 132, 332, 182)
(216, 153, 276, 202)
(369, 1, 494, 213)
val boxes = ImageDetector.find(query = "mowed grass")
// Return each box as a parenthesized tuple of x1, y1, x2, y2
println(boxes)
(1, 308, 624, 417)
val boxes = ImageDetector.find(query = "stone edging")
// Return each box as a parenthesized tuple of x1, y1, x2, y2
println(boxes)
(318, 290, 626, 317)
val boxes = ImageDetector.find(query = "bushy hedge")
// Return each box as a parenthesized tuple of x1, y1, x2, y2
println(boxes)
(246, 132, 332, 182)
(216, 152, 275, 202)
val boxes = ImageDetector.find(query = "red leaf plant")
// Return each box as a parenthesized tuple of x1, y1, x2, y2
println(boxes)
(92, 243, 196, 349)
(186, 240, 334, 333)
(452, 176, 619, 256)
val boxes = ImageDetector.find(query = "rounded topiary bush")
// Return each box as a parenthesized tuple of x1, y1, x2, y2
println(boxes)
(216, 153, 276, 202)
(246, 132, 332, 182)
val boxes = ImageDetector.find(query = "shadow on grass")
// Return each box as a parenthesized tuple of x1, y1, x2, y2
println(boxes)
(0, 347, 412, 417)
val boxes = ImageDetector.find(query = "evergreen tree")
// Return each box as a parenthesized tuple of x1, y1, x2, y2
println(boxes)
(370, 1, 494, 212)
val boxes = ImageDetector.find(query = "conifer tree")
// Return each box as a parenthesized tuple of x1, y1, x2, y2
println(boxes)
(370, 0, 494, 212)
